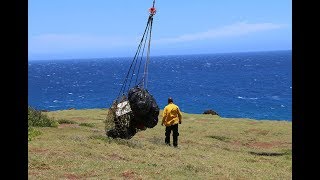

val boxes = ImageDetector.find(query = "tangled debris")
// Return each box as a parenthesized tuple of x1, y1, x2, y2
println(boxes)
(105, 86, 159, 139)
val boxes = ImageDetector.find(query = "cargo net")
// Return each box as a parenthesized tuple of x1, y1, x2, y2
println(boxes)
(105, 86, 159, 139)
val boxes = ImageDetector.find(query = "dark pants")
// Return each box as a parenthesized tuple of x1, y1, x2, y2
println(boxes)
(165, 124, 179, 147)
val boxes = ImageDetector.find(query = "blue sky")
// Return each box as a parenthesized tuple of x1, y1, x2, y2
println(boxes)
(28, 0, 292, 60)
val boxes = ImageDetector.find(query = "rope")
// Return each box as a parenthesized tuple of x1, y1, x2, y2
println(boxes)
(115, 0, 156, 102)
(143, 15, 154, 88)
(116, 17, 152, 100)
(135, 20, 151, 85)
(127, 21, 150, 92)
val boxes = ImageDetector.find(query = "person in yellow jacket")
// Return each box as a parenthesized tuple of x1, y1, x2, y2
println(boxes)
(162, 97, 182, 147)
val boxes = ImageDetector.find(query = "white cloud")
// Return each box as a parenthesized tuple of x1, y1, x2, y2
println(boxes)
(29, 22, 287, 53)
(29, 34, 139, 53)
(154, 22, 286, 44)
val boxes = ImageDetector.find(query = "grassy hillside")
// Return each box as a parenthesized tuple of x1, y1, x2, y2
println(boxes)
(28, 109, 292, 179)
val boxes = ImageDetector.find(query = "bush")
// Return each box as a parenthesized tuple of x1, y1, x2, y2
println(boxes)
(28, 106, 58, 127)
(28, 127, 42, 141)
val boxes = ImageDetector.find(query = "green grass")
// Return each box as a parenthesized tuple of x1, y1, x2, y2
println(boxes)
(28, 127, 42, 141)
(57, 119, 77, 124)
(79, 122, 95, 128)
(28, 109, 292, 179)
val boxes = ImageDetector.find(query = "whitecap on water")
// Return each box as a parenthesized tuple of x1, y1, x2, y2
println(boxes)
(271, 96, 280, 100)
(237, 96, 258, 100)
(203, 62, 211, 67)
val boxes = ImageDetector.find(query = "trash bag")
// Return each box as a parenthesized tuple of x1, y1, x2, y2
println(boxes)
(128, 87, 152, 116)
(128, 86, 159, 128)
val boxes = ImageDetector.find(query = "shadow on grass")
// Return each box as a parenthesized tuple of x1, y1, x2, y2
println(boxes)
(206, 135, 231, 142)
(89, 135, 143, 148)
(148, 136, 164, 145)
(249, 149, 291, 156)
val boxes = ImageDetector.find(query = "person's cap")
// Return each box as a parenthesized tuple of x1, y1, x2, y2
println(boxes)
(168, 97, 173, 103)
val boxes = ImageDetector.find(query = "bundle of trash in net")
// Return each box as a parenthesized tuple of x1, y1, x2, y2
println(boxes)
(105, 86, 159, 139)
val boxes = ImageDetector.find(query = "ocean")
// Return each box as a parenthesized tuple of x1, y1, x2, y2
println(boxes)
(28, 50, 292, 121)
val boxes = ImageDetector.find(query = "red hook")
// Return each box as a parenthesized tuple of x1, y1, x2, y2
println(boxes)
(149, 7, 156, 15)
(149, 0, 156, 15)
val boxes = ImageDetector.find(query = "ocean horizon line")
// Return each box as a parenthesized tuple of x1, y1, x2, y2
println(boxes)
(28, 49, 292, 62)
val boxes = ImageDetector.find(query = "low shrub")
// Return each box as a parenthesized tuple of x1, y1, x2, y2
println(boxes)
(28, 106, 58, 127)
(28, 127, 42, 141)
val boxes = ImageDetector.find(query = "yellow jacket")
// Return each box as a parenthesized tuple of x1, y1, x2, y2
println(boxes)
(162, 103, 182, 126)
